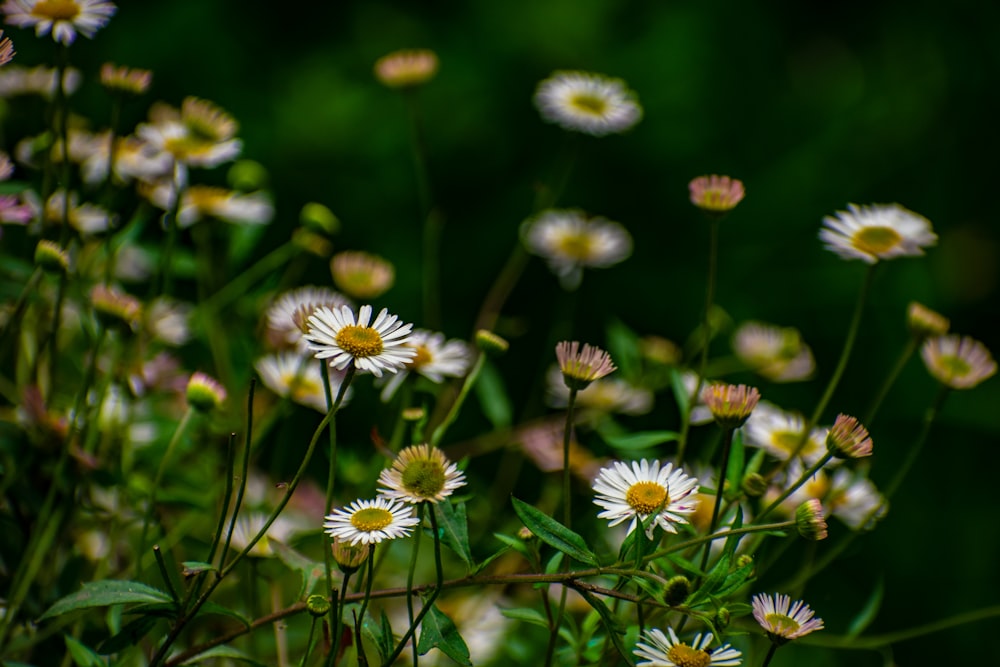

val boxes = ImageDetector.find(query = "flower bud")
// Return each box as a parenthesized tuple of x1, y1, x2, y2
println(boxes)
(663, 575, 692, 607)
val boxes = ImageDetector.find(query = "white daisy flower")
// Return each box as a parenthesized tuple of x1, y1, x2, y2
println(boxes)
(547, 367, 653, 416)
(752, 593, 824, 642)
(305, 304, 416, 378)
(377, 443, 467, 504)
(255, 351, 350, 413)
(136, 98, 242, 169)
(41, 190, 112, 235)
(379, 329, 472, 401)
(81, 134, 174, 186)
(323, 496, 420, 546)
(145, 183, 273, 227)
(522, 209, 632, 290)
(921, 334, 996, 390)
(534, 70, 642, 136)
(264, 286, 353, 350)
(741, 401, 828, 465)
(145, 298, 192, 346)
(819, 203, 937, 264)
(826, 468, 886, 530)
(592, 459, 700, 538)
(634, 627, 742, 667)
(0, 64, 80, 99)
(680, 371, 715, 426)
(1, 0, 116, 46)
(732, 321, 815, 383)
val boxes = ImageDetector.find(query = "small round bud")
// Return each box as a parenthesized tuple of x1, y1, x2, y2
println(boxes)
(374, 49, 439, 89)
(715, 607, 731, 630)
(907, 301, 949, 339)
(330, 251, 394, 300)
(796, 499, 829, 541)
(475, 330, 509, 356)
(702, 382, 761, 429)
(186, 372, 227, 412)
(291, 228, 333, 258)
(35, 240, 70, 275)
(227, 159, 268, 192)
(299, 202, 340, 236)
(741, 472, 768, 498)
(402, 407, 426, 422)
(331, 537, 369, 574)
(736, 554, 754, 569)
(306, 594, 331, 617)
(826, 414, 873, 459)
(517, 526, 534, 540)
(663, 575, 692, 607)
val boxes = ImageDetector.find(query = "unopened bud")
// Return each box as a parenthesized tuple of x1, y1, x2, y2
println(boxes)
(663, 575, 691, 607)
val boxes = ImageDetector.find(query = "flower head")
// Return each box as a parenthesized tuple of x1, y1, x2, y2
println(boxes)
(921, 334, 996, 390)
(90, 283, 140, 330)
(556, 341, 616, 391)
(144, 183, 273, 228)
(323, 496, 420, 546)
(100, 63, 151, 95)
(255, 351, 349, 413)
(634, 627, 742, 667)
(795, 499, 828, 541)
(2, 0, 117, 45)
(688, 175, 745, 215)
(264, 286, 352, 350)
(522, 209, 632, 290)
(0, 31, 13, 66)
(752, 593, 824, 644)
(742, 402, 828, 465)
(534, 70, 642, 136)
(305, 304, 415, 378)
(379, 329, 472, 401)
(826, 414, 873, 459)
(186, 371, 226, 412)
(592, 459, 700, 538)
(374, 48, 438, 88)
(137, 97, 241, 168)
(378, 443, 466, 504)
(547, 367, 652, 416)
(702, 383, 761, 429)
(330, 251, 395, 300)
(906, 301, 949, 338)
(34, 239, 69, 274)
(819, 203, 937, 264)
(732, 321, 815, 383)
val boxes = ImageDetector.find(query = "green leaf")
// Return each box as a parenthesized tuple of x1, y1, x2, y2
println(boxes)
(65, 636, 106, 667)
(435, 501, 473, 569)
(377, 610, 395, 662)
(40, 581, 174, 621)
(725, 430, 745, 494)
(181, 561, 216, 576)
(474, 359, 512, 428)
(847, 577, 884, 638)
(606, 318, 641, 381)
(575, 588, 629, 664)
(270, 540, 325, 599)
(499, 607, 550, 629)
(472, 544, 512, 575)
(714, 556, 755, 598)
(492, 533, 533, 563)
(178, 645, 269, 666)
(668, 367, 690, 416)
(602, 431, 680, 452)
(417, 603, 472, 666)
(511, 497, 598, 566)
(662, 552, 705, 578)
(97, 615, 159, 654)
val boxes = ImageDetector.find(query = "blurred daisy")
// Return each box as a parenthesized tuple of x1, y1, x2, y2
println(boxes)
(906, 301, 949, 338)
(81, 134, 174, 185)
(323, 496, 420, 546)
(144, 183, 273, 227)
(742, 401, 828, 465)
(534, 70, 642, 136)
(688, 175, 745, 215)
(379, 329, 471, 401)
(144, 298, 192, 346)
(0, 63, 79, 98)
(732, 321, 815, 382)
(137, 97, 241, 169)
(228, 512, 298, 559)
(305, 304, 416, 377)
(39, 190, 111, 235)
(819, 203, 936, 264)
(517, 417, 602, 480)
(377, 443, 466, 504)
(921, 334, 996, 390)
(0, 193, 32, 224)
(264, 286, 352, 350)
(100, 63, 151, 96)
(547, 367, 652, 416)
(634, 627, 742, 667)
(330, 251, 395, 300)
(752, 593, 824, 643)
(679, 371, 715, 425)
(374, 48, 438, 88)
(592, 459, 700, 538)
(826, 468, 886, 530)
(255, 351, 349, 413)
(1, 0, 117, 46)
(522, 209, 632, 290)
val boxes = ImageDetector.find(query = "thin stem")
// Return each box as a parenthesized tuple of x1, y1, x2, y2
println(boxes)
(699, 427, 735, 574)
(562, 388, 578, 529)
(757, 452, 834, 523)
(356, 545, 377, 648)
(760, 642, 778, 667)
(140, 409, 196, 559)
(299, 617, 319, 667)
(152, 163, 185, 298)
(203, 240, 298, 312)
(405, 504, 426, 667)
(328, 569, 353, 666)
(429, 352, 485, 447)
(864, 336, 919, 426)
(221, 379, 257, 570)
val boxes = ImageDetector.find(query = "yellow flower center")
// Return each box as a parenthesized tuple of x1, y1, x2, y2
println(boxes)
(625, 481, 668, 515)
(350, 507, 393, 532)
(32, 0, 80, 21)
(772, 431, 804, 455)
(555, 232, 594, 261)
(410, 344, 433, 369)
(939, 354, 972, 378)
(400, 459, 446, 498)
(283, 373, 321, 402)
(335, 325, 384, 358)
(569, 93, 609, 116)
(163, 135, 206, 160)
(765, 612, 801, 636)
(666, 644, 711, 667)
(852, 225, 902, 255)
(187, 186, 228, 212)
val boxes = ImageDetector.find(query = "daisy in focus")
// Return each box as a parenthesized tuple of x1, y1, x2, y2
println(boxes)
(555, 340, 616, 390)
(305, 304, 415, 377)
(634, 627, 742, 667)
(522, 209, 632, 290)
(921, 334, 996, 389)
(323, 496, 420, 546)
(752, 593, 824, 643)
(819, 203, 937, 264)
(1, 0, 117, 46)
(377, 443, 466, 504)
(592, 459, 700, 538)
(534, 70, 642, 136)
(378, 329, 471, 401)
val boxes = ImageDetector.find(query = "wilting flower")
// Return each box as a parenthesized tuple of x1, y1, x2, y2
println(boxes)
(688, 175, 745, 215)
(323, 496, 420, 546)
(732, 321, 815, 383)
(592, 459, 700, 538)
(330, 251, 395, 300)
(634, 627, 742, 667)
(522, 209, 632, 289)
(752, 593, 824, 644)
(556, 341, 616, 391)
(377, 443, 466, 504)
(305, 304, 415, 377)
(379, 329, 471, 401)
(374, 48, 438, 88)
(534, 70, 642, 136)
(1, 0, 117, 46)
(819, 203, 937, 264)
(921, 334, 996, 390)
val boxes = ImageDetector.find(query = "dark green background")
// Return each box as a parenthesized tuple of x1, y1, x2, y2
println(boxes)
(7, 1, 999, 664)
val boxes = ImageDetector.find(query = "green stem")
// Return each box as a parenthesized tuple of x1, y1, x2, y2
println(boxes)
(757, 452, 834, 523)
(140, 409, 196, 560)
(562, 388, 578, 529)
(220, 380, 257, 572)
(760, 642, 779, 667)
(356, 545, 377, 648)
(429, 352, 485, 447)
(203, 240, 298, 312)
(405, 504, 426, 667)
(864, 335, 919, 426)
(637, 520, 796, 566)
(299, 617, 319, 667)
(153, 165, 184, 298)
(699, 427, 735, 574)
(328, 569, 353, 666)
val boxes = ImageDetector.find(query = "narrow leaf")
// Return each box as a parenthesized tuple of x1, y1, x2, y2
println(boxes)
(511, 497, 598, 566)
(492, 533, 532, 562)
(847, 577, 885, 638)
(499, 607, 550, 629)
(181, 561, 216, 576)
(417, 604, 472, 666)
(474, 359, 512, 429)
(96, 615, 158, 654)
(64, 636, 105, 667)
(725, 429, 745, 494)
(179, 645, 269, 666)
(40, 581, 174, 621)
(602, 431, 680, 451)
(605, 318, 641, 381)
(576, 588, 629, 663)
(435, 501, 473, 568)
